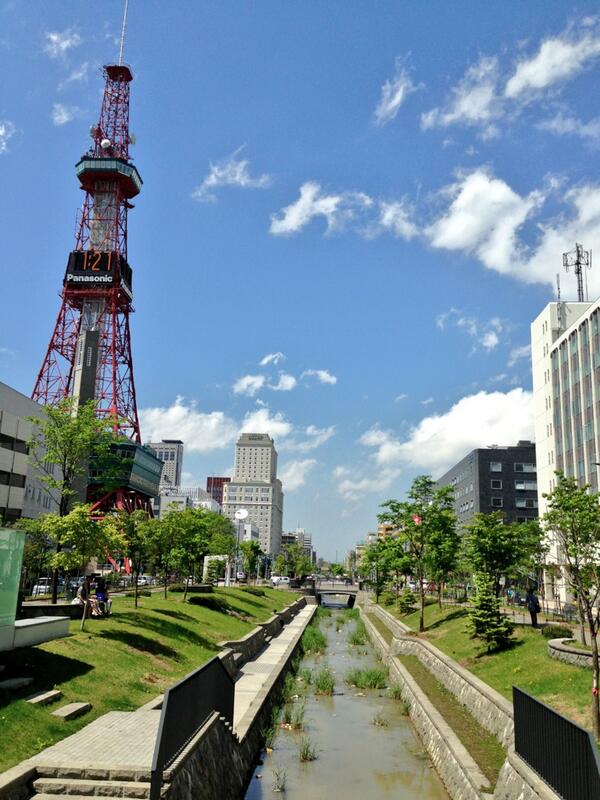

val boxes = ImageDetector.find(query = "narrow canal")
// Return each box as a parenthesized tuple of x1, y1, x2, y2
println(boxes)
(245, 600, 448, 799)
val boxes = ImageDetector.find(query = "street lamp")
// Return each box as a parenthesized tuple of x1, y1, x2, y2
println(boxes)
(234, 508, 248, 583)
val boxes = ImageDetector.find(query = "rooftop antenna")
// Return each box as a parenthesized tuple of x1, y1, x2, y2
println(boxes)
(563, 242, 591, 302)
(118, 0, 129, 65)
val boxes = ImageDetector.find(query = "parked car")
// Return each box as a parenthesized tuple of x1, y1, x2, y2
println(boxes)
(271, 576, 290, 587)
(32, 577, 65, 596)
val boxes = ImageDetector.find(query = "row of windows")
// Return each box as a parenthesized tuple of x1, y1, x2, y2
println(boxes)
(490, 479, 538, 490)
(491, 497, 538, 509)
(0, 471, 26, 487)
(489, 462, 535, 472)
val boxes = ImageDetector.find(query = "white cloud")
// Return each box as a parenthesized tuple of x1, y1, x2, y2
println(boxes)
(59, 61, 88, 89)
(233, 374, 266, 397)
(505, 30, 600, 99)
(192, 147, 272, 202)
(51, 103, 79, 126)
(44, 29, 82, 59)
(421, 56, 501, 138)
(0, 119, 15, 154)
(426, 168, 543, 277)
(359, 388, 533, 480)
(333, 464, 401, 501)
(537, 111, 600, 142)
(437, 308, 505, 353)
(301, 369, 338, 385)
(508, 344, 531, 367)
(139, 396, 238, 454)
(259, 352, 285, 366)
(240, 407, 293, 439)
(270, 181, 373, 236)
(421, 397, 434, 406)
(280, 459, 317, 491)
(394, 393, 408, 402)
(375, 200, 419, 239)
(282, 425, 336, 453)
(374, 57, 418, 125)
(270, 373, 297, 392)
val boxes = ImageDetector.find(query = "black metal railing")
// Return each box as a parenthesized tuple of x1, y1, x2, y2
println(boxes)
(150, 656, 234, 800)
(513, 686, 600, 799)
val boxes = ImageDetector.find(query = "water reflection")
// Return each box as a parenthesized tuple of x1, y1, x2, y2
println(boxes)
(244, 608, 448, 800)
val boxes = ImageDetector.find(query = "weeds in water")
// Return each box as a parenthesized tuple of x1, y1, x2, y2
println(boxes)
(348, 620, 367, 646)
(343, 607, 360, 621)
(388, 683, 403, 700)
(346, 667, 388, 690)
(313, 665, 335, 695)
(272, 766, 287, 793)
(281, 672, 297, 703)
(299, 735, 317, 762)
(262, 705, 280, 748)
(316, 607, 331, 619)
(282, 698, 306, 729)
(302, 625, 327, 654)
(371, 711, 389, 727)
(299, 667, 313, 685)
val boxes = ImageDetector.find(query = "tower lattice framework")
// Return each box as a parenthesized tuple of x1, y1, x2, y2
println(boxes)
(32, 64, 141, 443)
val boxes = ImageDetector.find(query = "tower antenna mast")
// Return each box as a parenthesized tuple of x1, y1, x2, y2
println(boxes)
(563, 242, 592, 302)
(118, 0, 129, 65)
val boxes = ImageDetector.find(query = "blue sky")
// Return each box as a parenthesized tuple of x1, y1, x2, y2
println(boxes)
(2, 1, 600, 560)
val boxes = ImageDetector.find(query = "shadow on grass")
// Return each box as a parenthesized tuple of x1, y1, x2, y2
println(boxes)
(98, 629, 181, 660)
(473, 637, 525, 660)
(0, 648, 93, 710)
(153, 608, 196, 622)
(425, 609, 468, 631)
(115, 612, 218, 652)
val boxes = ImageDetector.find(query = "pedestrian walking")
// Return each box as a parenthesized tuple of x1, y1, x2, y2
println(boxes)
(525, 586, 541, 628)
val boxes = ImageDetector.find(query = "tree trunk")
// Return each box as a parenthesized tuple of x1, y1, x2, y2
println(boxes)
(589, 620, 600, 740)
(164, 569, 168, 599)
(419, 575, 425, 633)
(578, 598, 588, 646)
(183, 574, 189, 602)
(437, 582, 443, 610)
(134, 569, 139, 609)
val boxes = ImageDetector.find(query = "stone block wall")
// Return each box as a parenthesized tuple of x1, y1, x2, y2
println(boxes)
(547, 637, 592, 669)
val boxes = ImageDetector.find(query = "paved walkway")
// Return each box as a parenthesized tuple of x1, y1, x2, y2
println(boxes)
(233, 605, 314, 730)
(28, 605, 315, 773)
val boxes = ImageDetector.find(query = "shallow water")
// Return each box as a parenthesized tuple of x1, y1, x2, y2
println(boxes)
(244, 607, 449, 800)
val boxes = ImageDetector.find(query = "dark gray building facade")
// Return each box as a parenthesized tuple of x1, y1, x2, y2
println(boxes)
(436, 441, 538, 527)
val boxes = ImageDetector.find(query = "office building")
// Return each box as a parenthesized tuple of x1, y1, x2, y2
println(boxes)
(436, 442, 538, 527)
(178, 487, 221, 513)
(222, 433, 284, 556)
(532, 297, 600, 600)
(1, 382, 60, 522)
(147, 439, 184, 488)
(206, 476, 231, 506)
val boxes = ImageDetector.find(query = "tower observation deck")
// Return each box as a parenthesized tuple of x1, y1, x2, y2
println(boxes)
(32, 63, 161, 514)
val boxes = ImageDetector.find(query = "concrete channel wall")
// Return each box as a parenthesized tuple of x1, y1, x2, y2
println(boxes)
(360, 601, 561, 800)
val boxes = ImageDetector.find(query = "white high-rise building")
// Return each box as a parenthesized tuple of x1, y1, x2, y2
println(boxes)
(531, 298, 598, 601)
(147, 439, 184, 489)
(222, 433, 284, 556)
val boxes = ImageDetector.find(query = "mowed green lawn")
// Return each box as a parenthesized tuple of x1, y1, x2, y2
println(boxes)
(0, 587, 296, 772)
(389, 603, 594, 732)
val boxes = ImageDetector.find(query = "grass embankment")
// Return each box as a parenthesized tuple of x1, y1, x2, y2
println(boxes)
(0, 587, 296, 773)
(399, 655, 505, 787)
(388, 602, 594, 730)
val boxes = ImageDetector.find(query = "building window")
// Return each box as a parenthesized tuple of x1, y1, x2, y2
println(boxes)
(490, 462, 502, 472)
(515, 480, 537, 491)
(491, 497, 503, 508)
(491, 479, 502, 489)
(516, 498, 538, 509)
(514, 463, 535, 473)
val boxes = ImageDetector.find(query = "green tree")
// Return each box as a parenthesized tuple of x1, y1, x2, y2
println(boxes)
(101, 509, 150, 608)
(360, 538, 393, 603)
(40, 504, 124, 629)
(425, 513, 460, 608)
(143, 515, 178, 599)
(15, 517, 51, 595)
(379, 476, 456, 632)
(240, 540, 262, 579)
(27, 398, 122, 602)
(469, 572, 514, 653)
(464, 513, 545, 597)
(543, 473, 600, 738)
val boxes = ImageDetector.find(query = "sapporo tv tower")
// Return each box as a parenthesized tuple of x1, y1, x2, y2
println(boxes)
(32, 8, 161, 515)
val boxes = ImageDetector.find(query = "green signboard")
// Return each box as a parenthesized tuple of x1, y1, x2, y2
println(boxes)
(0, 529, 25, 628)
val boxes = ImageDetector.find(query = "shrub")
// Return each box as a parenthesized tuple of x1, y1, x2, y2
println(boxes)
(313, 665, 335, 695)
(379, 589, 396, 607)
(345, 667, 388, 690)
(188, 595, 230, 611)
(397, 587, 416, 614)
(168, 583, 213, 594)
(125, 589, 151, 597)
(542, 624, 574, 639)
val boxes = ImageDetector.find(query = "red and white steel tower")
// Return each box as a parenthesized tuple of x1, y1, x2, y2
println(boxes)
(32, 62, 159, 514)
